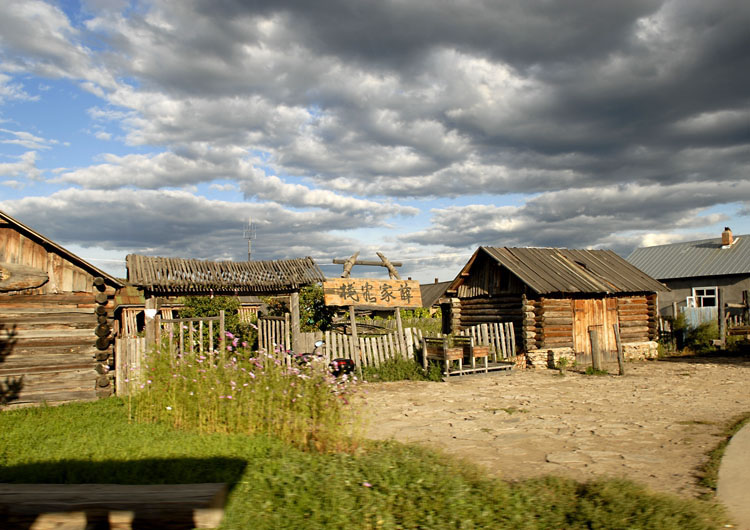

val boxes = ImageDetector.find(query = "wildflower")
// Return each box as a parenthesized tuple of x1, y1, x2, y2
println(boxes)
(227, 395, 233, 399)
(166, 406, 172, 411)
(362, 482, 372, 488)
(226, 331, 235, 339)
(249, 372, 256, 379)
(242, 341, 248, 347)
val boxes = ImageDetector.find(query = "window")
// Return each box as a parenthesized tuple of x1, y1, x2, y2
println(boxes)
(691, 287, 717, 307)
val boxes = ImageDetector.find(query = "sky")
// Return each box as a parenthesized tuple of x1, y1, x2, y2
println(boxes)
(1, 0, 749, 282)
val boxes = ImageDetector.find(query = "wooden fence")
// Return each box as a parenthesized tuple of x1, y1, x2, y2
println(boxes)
(114, 336, 145, 397)
(457, 322, 516, 360)
(258, 315, 290, 353)
(115, 315, 516, 395)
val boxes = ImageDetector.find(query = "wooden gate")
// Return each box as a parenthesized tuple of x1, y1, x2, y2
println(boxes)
(573, 299, 619, 364)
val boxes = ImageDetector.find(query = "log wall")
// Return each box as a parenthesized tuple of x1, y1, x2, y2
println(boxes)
(539, 297, 574, 350)
(458, 296, 526, 352)
(456, 293, 658, 354)
(0, 225, 118, 406)
(616, 294, 654, 343)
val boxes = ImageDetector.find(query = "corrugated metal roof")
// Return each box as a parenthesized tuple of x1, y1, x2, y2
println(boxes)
(627, 235, 750, 280)
(474, 247, 665, 295)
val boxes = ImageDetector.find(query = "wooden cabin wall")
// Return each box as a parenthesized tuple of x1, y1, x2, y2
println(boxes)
(616, 294, 653, 343)
(456, 255, 525, 298)
(0, 225, 96, 294)
(538, 297, 574, 350)
(0, 292, 117, 406)
(0, 226, 118, 407)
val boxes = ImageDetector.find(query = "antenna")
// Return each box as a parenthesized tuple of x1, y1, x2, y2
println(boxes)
(243, 217, 256, 261)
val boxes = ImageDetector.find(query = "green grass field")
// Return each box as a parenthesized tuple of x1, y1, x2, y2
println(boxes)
(0, 398, 727, 529)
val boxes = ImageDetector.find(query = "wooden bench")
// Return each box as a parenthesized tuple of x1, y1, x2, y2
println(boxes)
(0, 483, 228, 529)
(422, 336, 489, 376)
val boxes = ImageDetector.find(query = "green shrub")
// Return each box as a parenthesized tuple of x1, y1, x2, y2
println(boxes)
(363, 357, 441, 382)
(179, 295, 257, 350)
(686, 321, 719, 354)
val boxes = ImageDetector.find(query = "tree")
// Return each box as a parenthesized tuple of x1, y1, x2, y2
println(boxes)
(179, 296, 257, 350)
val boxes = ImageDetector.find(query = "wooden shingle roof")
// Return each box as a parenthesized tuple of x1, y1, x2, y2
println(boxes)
(452, 247, 666, 295)
(126, 254, 325, 295)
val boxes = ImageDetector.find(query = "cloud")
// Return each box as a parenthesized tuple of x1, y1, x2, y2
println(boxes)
(402, 181, 750, 255)
(1, 0, 750, 280)
(0, 151, 42, 180)
(0, 128, 57, 150)
(0, 188, 371, 261)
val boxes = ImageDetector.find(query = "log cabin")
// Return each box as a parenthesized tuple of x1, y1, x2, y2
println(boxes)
(445, 247, 667, 368)
(0, 210, 123, 406)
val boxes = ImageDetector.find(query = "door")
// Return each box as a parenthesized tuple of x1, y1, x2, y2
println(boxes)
(573, 298, 619, 364)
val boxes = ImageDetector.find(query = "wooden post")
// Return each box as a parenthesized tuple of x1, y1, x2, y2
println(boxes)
(219, 310, 225, 357)
(718, 288, 726, 348)
(350, 306, 362, 378)
(614, 323, 625, 376)
(395, 307, 406, 356)
(144, 298, 157, 349)
(589, 327, 603, 372)
(290, 291, 301, 353)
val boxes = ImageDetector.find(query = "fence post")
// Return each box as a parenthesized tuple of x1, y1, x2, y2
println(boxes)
(718, 288, 726, 348)
(219, 310, 226, 357)
(589, 326, 603, 372)
(350, 306, 362, 378)
(290, 292, 301, 353)
(614, 323, 625, 376)
(144, 298, 157, 349)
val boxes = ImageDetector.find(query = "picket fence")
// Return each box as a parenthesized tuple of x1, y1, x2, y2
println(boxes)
(115, 317, 516, 395)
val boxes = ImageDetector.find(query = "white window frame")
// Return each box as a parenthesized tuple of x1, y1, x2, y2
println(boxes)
(691, 287, 718, 308)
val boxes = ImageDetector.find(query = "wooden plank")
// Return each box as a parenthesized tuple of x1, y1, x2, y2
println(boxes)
(323, 279, 422, 308)
(0, 483, 227, 529)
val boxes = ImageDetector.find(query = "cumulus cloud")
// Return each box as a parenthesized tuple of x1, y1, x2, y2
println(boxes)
(0, 151, 43, 180)
(1, 0, 749, 279)
(402, 181, 750, 255)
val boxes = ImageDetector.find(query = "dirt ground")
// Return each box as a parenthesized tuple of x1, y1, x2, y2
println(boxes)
(360, 356, 750, 498)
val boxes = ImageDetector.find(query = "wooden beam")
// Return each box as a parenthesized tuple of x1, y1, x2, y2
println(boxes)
(376, 252, 401, 280)
(339, 252, 360, 278)
(0, 262, 49, 292)
(333, 258, 403, 268)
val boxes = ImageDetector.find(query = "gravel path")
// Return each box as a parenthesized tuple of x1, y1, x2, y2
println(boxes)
(361, 357, 750, 498)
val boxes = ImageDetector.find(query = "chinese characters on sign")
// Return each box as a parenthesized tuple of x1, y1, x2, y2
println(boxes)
(323, 279, 422, 308)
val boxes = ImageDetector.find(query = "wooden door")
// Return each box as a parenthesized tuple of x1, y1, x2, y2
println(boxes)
(573, 298, 619, 364)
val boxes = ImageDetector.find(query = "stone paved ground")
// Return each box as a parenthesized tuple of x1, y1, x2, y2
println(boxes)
(360, 356, 750, 498)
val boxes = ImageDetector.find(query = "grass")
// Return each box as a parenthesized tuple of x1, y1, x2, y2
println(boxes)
(363, 356, 442, 382)
(0, 398, 728, 529)
(698, 411, 750, 494)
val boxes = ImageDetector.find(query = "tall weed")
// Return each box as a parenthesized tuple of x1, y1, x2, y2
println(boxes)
(131, 342, 362, 452)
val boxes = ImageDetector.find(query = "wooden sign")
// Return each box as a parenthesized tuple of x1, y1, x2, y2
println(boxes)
(323, 278, 422, 308)
(0, 262, 48, 292)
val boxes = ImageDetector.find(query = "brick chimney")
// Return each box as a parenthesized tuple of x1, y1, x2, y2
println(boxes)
(722, 227, 734, 246)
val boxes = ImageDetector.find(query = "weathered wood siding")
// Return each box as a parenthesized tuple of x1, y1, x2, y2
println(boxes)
(0, 224, 118, 406)
(539, 297, 574, 350)
(0, 294, 103, 406)
(617, 294, 657, 343)
(0, 225, 99, 294)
